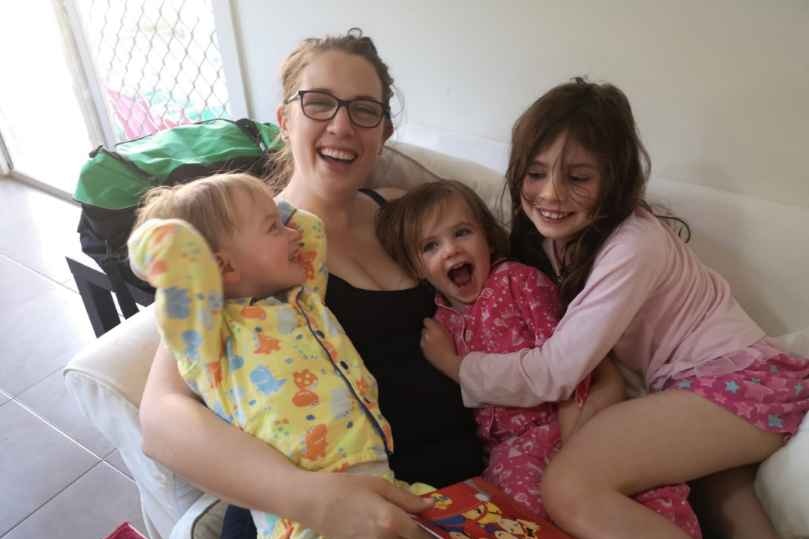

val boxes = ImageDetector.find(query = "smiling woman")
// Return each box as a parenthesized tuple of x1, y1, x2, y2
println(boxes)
(274, 49, 392, 200)
(136, 29, 485, 539)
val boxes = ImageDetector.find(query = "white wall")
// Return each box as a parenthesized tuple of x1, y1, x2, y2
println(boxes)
(226, 0, 809, 209)
(219, 1, 809, 334)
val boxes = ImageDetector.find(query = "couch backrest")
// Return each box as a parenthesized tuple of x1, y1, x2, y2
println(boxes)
(370, 141, 511, 223)
(372, 141, 809, 337)
(648, 179, 809, 336)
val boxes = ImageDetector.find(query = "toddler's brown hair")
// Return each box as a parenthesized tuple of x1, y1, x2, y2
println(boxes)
(376, 180, 509, 278)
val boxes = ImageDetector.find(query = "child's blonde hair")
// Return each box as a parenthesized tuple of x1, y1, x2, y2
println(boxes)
(134, 173, 271, 250)
(376, 180, 509, 278)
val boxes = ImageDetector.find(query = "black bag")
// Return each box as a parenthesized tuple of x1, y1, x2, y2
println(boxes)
(74, 118, 282, 317)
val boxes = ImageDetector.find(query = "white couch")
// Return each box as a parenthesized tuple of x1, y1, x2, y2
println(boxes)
(63, 140, 809, 539)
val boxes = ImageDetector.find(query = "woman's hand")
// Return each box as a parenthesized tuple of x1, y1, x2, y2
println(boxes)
(420, 318, 461, 382)
(307, 472, 433, 539)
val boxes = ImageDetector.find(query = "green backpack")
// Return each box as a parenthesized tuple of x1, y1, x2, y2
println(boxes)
(75, 118, 282, 317)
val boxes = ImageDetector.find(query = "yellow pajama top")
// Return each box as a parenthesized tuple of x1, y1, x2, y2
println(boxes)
(127, 203, 394, 472)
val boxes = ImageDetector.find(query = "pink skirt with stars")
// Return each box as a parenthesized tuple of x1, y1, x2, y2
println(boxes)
(662, 340, 809, 438)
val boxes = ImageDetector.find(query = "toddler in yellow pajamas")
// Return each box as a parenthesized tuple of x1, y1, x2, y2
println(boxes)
(128, 173, 417, 539)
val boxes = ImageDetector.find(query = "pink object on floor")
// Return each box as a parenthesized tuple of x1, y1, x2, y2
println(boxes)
(103, 522, 147, 539)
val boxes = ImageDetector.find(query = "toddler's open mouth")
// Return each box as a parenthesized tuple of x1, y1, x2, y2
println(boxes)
(448, 262, 473, 287)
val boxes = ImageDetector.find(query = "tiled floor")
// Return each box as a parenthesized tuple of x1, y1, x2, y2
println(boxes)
(0, 178, 146, 538)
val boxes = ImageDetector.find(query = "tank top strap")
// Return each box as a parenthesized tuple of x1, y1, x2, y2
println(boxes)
(358, 188, 387, 207)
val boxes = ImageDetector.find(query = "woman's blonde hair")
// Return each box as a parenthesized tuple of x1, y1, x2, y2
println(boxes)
(134, 173, 270, 250)
(376, 180, 509, 279)
(269, 28, 396, 191)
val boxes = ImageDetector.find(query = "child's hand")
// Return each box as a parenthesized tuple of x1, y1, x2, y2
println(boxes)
(420, 318, 461, 382)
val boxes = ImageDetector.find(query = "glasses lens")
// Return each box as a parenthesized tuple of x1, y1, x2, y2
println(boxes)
(301, 92, 338, 120)
(348, 100, 384, 127)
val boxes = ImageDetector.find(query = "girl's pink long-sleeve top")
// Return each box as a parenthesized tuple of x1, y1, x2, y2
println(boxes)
(459, 208, 766, 408)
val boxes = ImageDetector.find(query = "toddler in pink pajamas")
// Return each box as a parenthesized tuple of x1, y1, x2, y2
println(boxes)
(376, 180, 701, 537)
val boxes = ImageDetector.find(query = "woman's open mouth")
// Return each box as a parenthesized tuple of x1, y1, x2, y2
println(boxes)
(318, 147, 357, 164)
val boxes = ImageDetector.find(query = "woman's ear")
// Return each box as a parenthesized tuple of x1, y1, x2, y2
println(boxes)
(382, 119, 393, 146)
(276, 104, 289, 140)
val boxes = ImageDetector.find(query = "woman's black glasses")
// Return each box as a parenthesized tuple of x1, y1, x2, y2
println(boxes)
(285, 90, 389, 128)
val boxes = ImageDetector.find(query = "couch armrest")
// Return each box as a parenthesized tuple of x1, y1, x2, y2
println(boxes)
(755, 329, 809, 539)
(757, 414, 809, 539)
(62, 307, 204, 539)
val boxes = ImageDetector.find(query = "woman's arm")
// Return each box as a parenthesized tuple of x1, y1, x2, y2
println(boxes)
(140, 342, 432, 538)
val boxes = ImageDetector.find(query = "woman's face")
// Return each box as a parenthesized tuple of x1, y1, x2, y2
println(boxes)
(278, 50, 390, 197)
(520, 133, 602, 244)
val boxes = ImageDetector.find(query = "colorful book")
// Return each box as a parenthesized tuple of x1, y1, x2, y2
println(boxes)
(416, 477, 573, 539)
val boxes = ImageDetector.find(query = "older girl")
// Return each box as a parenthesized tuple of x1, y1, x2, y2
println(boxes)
(422, 79, 809, 539)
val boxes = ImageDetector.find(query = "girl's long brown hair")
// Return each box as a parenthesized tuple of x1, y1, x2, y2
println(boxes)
(506, 78, 657, 313)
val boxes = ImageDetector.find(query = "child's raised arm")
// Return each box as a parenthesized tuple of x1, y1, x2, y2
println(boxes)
(128, 219, 226, 401)
(280, 202, 328, 300)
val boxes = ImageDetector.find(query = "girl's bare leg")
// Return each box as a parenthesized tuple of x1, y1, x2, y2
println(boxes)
(540, 390, 782, 539)
(690, 465, 779, 539)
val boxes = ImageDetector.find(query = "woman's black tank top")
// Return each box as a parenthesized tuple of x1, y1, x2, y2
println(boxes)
(325, 188, 482, 484)
(326, 272, 483, 485)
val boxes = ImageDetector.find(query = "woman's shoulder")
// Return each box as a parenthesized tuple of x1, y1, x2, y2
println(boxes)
(371, 186, 406, 201)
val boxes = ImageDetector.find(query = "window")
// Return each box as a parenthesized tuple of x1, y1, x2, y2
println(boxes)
(0, 1, 96, 195)
(0, 0, 241, 197)
(74, 0, 232, 141)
